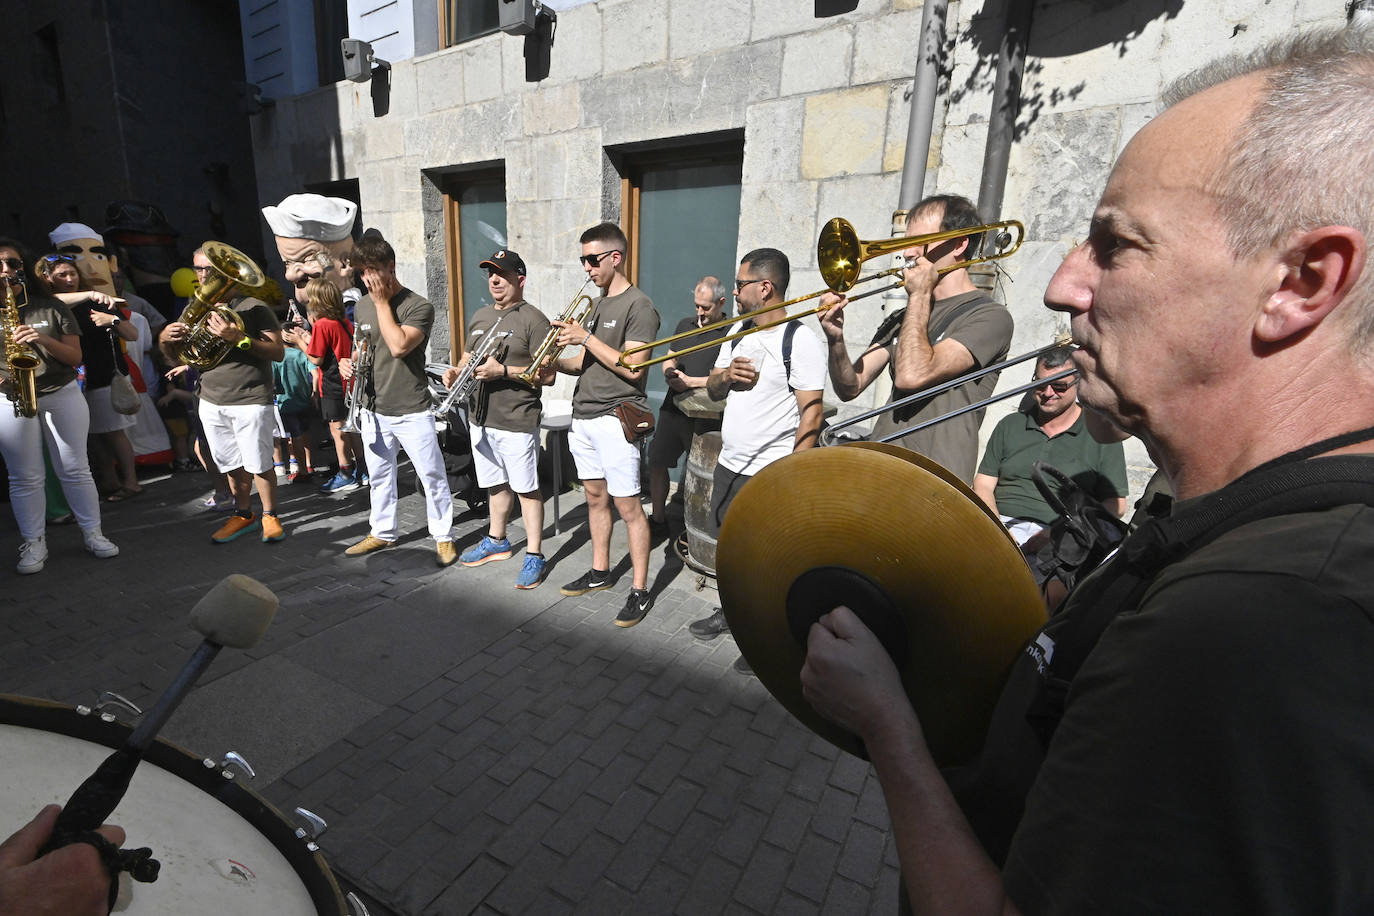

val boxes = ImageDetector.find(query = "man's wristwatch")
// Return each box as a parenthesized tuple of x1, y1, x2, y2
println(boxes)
(235, 335, 252, 351)
(110, 317, 121, 328)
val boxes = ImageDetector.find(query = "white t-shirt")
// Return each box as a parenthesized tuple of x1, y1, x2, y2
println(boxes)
(714, 320, 826, 476)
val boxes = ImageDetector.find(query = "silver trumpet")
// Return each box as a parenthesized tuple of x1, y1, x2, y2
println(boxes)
(340, 320, 370, 434)
(434, 314, 511, 418)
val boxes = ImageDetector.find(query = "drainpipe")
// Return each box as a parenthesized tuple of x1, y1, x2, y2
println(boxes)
(897, 0, 951, 212)
(977, 0, 1034, 224)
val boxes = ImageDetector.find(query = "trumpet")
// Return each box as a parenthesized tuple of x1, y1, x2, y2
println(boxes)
(820, 335, 1076, 446)
(517, 279, 595, 386)
(340, 320, 369, 434)
(434, 315, 511, 417)
(617, 217, 1024, 372)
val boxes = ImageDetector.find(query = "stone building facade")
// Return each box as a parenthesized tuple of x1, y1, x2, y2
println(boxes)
(243, 0, 1354, 497)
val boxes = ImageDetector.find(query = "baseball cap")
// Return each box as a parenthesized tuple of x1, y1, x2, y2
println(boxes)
(479, 249, 526, 276)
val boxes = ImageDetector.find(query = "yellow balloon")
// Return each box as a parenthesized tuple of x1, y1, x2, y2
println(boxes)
(170, 267, 197, 298)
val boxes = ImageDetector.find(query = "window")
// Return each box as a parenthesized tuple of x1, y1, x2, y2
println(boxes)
(314, 0, 350, 85)
(34, 23, 66, 105)
(437, 170, 507, 361)
(439, 0, 500, 49)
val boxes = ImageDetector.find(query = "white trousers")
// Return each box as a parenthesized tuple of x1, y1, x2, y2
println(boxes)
(362, 408, 453, 542)
(0, 381, 103, 538)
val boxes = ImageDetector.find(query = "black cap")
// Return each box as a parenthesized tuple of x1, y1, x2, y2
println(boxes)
(479, 249, 526, 276)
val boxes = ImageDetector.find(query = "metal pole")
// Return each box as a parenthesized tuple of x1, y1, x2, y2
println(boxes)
(897, 0, 950, 210)
(977, 0, 1034, 222)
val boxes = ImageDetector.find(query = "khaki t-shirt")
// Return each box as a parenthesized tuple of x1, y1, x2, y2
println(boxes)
(195, 296, 279, 407)
(467, 301, 551, 433)
(868, 291, 1012, 484)
(355, 287, 434, 417)
(571, 286, 660, 420)
(4, 295, 79, 394)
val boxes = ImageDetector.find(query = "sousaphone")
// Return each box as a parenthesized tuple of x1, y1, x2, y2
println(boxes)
(717, 443, 1047, 766)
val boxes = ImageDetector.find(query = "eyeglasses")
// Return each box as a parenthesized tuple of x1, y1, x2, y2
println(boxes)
(734, 278, 765, 293)
(1034, 378, 1076, 393)
(192, 264, 213, 273)
(0, 258, 23, 271)
(579, 250, 620, 268)
(282, 251, 333, 271)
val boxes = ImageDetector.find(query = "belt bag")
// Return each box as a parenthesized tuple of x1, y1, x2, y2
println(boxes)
(613, 401, 655, 443)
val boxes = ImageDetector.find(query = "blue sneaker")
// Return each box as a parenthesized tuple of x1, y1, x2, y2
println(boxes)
(460, 535, 512, 567)
(319, 471, 361, 494)
(514, 553, 546, 590)
(356, 469, 370, 487)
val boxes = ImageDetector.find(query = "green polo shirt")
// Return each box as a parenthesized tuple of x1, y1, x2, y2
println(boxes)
(977, 408, 1128, 525)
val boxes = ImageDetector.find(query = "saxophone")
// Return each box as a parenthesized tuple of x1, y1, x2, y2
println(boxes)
(1, 277, 40, 418)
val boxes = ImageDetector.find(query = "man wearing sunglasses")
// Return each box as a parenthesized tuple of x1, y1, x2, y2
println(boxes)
(818, 194, 1013, 483)
(548, 223, 660, 627)
(972, 346, 1127, 565)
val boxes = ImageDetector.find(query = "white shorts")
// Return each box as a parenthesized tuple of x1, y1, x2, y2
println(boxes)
(85, 385, 136, 435)
(570, 414, 641, 498)
(470, 424, 540, 493)
(200, 401, 277, 475)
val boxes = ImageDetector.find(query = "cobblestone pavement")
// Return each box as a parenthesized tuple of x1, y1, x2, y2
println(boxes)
(0, 465, 899, 914)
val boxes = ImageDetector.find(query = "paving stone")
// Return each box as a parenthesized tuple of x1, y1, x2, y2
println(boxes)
(598, 783, 658, 844)
(734, 841, 792, 913)
(487, 768, 555, 825)
(541, 791, 611, 857)
(604, 821, 672, 892)
(785, 833, 841, 904)
(426, 853, 507, 914)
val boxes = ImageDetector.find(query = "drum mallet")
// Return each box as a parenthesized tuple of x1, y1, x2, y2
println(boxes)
(40, 574, 279, 887)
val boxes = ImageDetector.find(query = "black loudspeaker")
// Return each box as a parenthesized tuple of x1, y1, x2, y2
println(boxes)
(815, 0, 860, 15)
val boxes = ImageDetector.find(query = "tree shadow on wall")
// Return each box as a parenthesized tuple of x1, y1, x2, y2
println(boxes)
(927, 0, 1186, 139)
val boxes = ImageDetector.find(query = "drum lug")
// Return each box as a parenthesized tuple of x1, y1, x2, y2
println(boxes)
(220, 750, 256, 780)
(293, 806, 327, 843)
(94, 691, 143, 722)
(346, 891, 372, 916)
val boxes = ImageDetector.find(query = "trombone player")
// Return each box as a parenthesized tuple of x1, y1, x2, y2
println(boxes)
(442, 250, 553, 589)
(819, 194, 1013, 484)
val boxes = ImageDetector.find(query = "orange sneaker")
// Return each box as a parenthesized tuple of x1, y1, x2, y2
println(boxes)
(261, 514, 286, 543)
(212, 514, 259, 544)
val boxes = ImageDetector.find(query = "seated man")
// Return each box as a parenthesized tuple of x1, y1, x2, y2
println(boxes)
(972, 345, 1127, 572)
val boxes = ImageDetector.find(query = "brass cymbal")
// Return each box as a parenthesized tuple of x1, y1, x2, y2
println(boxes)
(717, 443, 1046, 765)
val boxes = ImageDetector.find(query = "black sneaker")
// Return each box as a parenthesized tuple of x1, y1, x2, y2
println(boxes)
(615, 588, 653, 628)
(688, 608, 729, 640)
(732, 654, 754, 676)
(560, 568, 611, 597)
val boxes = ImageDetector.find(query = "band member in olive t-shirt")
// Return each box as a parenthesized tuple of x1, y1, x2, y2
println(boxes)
(549, 223, 661, 628)
(0, 239, 120, 575)
(161, 244, 287, 545)
(340, 232, 456, 567)
(441, 249, 553, 589)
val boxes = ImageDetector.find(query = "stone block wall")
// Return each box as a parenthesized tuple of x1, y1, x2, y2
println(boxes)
(249, 0, 1352, 499)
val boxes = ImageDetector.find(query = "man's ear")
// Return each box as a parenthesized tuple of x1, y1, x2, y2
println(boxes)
(1255, 226, 1367, 342)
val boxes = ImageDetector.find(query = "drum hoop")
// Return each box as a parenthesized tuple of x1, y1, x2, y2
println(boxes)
(0, 694, 346, 915)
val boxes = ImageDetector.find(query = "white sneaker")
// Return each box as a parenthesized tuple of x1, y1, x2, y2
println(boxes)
(83, 529, 120, 559)
(16, 536, 47, 575)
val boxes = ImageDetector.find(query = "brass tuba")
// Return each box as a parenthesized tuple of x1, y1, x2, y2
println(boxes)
(1, 277, 40, 418)
(177, 241, 281, 370)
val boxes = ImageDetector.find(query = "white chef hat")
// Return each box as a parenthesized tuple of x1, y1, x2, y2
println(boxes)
(261, 194, 357, 242)
(49, 222, 103, 246)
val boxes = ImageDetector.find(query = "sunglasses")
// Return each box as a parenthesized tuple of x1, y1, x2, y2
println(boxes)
(1034, 378, 1076, 393)
(734, 278, 765, 293)
(41, 254, 76, 265)
(579, 250, 619, 267)
(0, 258, 23, 271)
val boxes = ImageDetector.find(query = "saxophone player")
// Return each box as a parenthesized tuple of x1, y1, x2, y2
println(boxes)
(441, 250, 553, 588)
(340, 231, 457, 566)
(161, 246, 287, 544)
(0, 239, 119, 574)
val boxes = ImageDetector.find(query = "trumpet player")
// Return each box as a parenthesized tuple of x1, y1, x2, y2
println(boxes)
(819, 194, 1013, 484)
(162, 245, 287, 544)
(441, 250, 552, 588)
(0, 239, 119, 574)
(549, 223, 660, 627)
(341, 232, 456, 566)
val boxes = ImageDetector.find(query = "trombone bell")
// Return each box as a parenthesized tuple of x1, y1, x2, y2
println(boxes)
(817, 217, 1025, 293)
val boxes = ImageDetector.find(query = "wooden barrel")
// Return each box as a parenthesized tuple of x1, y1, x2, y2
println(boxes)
(683, 430, 723, 574)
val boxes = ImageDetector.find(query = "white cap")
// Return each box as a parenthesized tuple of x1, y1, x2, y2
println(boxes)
(261, 194, 357, 242)
(49, 222, 103, 247)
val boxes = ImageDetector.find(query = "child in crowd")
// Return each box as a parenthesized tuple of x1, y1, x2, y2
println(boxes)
(273, 322, 317, 483)
(301, 278, 366, 494)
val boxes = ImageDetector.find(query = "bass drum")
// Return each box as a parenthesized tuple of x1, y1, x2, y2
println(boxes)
(0, 694, 347, 915)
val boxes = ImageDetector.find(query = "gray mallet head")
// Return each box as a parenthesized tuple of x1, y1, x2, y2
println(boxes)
(189, 574, 278, 649)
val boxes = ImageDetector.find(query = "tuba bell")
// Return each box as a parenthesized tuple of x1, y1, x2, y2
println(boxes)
(177, 242, 281, 370)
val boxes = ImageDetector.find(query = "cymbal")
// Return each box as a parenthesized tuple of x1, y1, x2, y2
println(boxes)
(717, 443, 1046, 765)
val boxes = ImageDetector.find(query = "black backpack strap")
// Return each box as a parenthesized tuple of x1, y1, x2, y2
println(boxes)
(782, 320, 799, 392)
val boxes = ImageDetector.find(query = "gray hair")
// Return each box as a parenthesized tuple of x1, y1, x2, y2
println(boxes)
(697, 275, 729, 304)
(1164, 26, 1374, 348)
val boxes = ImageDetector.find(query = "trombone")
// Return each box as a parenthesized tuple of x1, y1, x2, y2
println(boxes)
(820, 336, 1075, 446)
(616, 217, 1023, 372)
